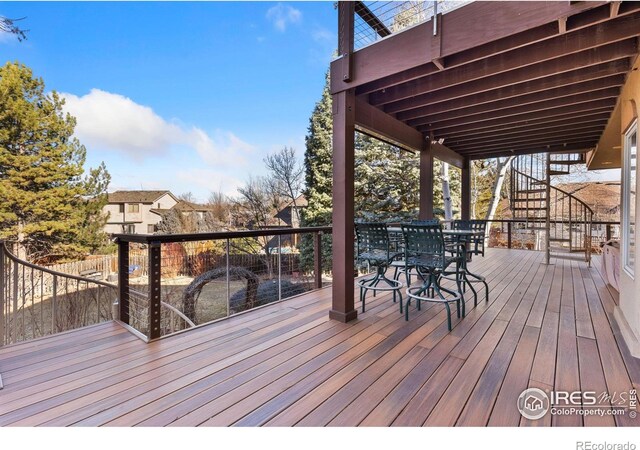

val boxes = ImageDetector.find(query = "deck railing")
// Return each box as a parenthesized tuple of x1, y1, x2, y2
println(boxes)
(486, 219, 618, 253)
(0, 241, 119, 347)
(114, 226, 331, 341)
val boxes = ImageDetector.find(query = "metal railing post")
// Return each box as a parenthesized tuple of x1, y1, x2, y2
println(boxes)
(51, 274, 57, 335)
(148, 241, 162, 340)
(314, 232, 323, 289)
(117, 239, 130, 324)
(226, 238, 230, 317)
(277, 235, 282, 301)
(606, 224, 612, 242)
(507, 222, 512, 249)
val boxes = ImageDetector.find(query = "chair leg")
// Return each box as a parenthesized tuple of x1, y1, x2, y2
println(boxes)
(444, 302, 452, 331)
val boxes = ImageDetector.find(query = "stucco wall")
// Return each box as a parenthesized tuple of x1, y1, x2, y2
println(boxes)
(103, 192, 178, 234)
(616, 61, 640, 355)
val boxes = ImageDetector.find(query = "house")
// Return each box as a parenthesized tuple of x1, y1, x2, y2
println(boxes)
(103, 190, 179, 234)
(274, 195, 308, 229)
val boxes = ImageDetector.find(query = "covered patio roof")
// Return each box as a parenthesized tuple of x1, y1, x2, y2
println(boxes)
(329, 1, 640, 323)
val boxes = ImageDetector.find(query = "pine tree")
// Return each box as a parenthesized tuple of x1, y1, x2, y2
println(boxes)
(0, 62, 110, 262)
(300, 71, 334, 271)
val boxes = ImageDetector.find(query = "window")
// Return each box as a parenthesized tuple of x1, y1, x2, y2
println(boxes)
(125, 224, 136, 234)
(147, 224, 155, 233)
(127, 203, 140, 213)
(622, 120, 637, 277)
(119, 204, 124, 213)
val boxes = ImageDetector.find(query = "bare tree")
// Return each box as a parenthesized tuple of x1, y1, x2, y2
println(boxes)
(264, 146, 304, 226)
(1, 16, 28, 41)
(485, 156, 514, 233)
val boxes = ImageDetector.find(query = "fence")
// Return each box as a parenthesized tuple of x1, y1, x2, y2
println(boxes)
(114, 227, 330, 341)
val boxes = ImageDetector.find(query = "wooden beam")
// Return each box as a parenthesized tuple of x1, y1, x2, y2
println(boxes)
(461, 138, 599, 157)
(431, 142, 464, 169)
(380, 39, 637, 115)
(611, 1, 621, 18)
(409, 87, 620, 129)
(396, 72, 625, 122)
(331, 1, 608, 94)
(461, 157, 471, 220)
(389, 59, 630, 117)
(354, 98, 423, 152)
(330, 88, 357, 323)
(338, 2, 355, 83)
(455, 132, 604, 154)
(354, 1, 391, 38)
(371, 14, 640, 106)
(419, 140, 434, 220)
(466, 143, 595, 160)
(447, 123, 607, 148)
(440, 111, 612, 141)
(421, 99, 616, 136)
(558, 17, 568, 34)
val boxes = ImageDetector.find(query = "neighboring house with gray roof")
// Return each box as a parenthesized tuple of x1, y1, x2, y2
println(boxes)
(104, 190, 179, 234)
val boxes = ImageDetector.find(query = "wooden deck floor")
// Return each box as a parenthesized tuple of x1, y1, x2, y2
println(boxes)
(1, 248, 639, 427)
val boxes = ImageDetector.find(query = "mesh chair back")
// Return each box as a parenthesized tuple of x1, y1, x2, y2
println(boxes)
(401, 223, 445, 259)
(452, 220, 486, 255)
(355, 222, 390, 258)
(410, 219, 440, 226)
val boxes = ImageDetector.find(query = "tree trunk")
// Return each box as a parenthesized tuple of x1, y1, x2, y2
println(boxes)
(441, 162, 453, 220)
(484, 156, 514, 234)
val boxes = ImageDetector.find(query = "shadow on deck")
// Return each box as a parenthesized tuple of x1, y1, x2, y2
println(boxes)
(0, 248, 639, 426)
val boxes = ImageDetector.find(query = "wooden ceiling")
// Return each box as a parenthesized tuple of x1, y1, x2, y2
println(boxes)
(351, 1, 640, 159)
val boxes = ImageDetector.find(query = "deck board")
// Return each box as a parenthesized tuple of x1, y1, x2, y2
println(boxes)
(0, 248, 638, 427)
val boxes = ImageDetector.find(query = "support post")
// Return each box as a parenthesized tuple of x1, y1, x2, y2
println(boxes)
(314, 232, 323, 290)
(606, 224, 612, 241)
(117, 239, 130, 324)
(507, 222, 513, 249)
(148, 242, 162, 340)
(419, 138, 434, 220)
(330, 88, 357, 323)
(338, 2, 355, 82)
(461, 157, 472, 220)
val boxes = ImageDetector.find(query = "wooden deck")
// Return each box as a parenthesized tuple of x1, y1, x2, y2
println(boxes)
(1, 248, 639, 427)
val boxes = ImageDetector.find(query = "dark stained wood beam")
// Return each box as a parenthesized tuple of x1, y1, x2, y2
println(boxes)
(421, 99, 617, 136)
(419, 140, 434, 220)
(354, 1, 391, 38)
(388, 59, 630, 117)
(467, 142, 595, 160)
(440, 111, 612, 142)
(409, 87, 620, 129)
(431, 142, 464, 169)
(454, 131, 604, 154)
(383, 42, 636, 115)
(396, 71, 626, 122)
(371, 14, 640, 106)
(354, 98, 423, 152)
(338, 2, 355, 83)
(447, 123, 607, 148)
(330, 89, 357, 323)
(461, 158, 471, 220)
(610, 1, 621, 18)
(460, 138, 599, 157)
(331, 1, 608, 94)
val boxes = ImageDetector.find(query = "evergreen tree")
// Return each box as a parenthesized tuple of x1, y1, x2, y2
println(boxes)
(354, 133, 420, 222)
(300, 71, 334, 271)
(0, 62, 110, 262)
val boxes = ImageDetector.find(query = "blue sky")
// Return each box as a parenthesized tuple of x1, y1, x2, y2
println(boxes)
(1, 1, 336, 201)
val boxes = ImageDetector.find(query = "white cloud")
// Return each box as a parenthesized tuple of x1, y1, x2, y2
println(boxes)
(60, 89, 254, 167)
(176, 168, 245, 197)
(311, 27, 334, 43)
(266, 3, 302, 32)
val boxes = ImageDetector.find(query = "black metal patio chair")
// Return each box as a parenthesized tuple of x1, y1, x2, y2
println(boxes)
(391, 219, 440, 285)
(355, 222, 404, 314)
(443, 219, 489, 307)
(401, 222, 465, 331)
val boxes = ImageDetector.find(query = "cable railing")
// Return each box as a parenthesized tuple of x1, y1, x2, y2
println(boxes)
(0, 241, 118, 347)
(114, 226, 331, 341)
(353, 0, 473, 50)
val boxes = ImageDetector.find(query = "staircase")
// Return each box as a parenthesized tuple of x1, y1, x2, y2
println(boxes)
(509, 153, 594, 265)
